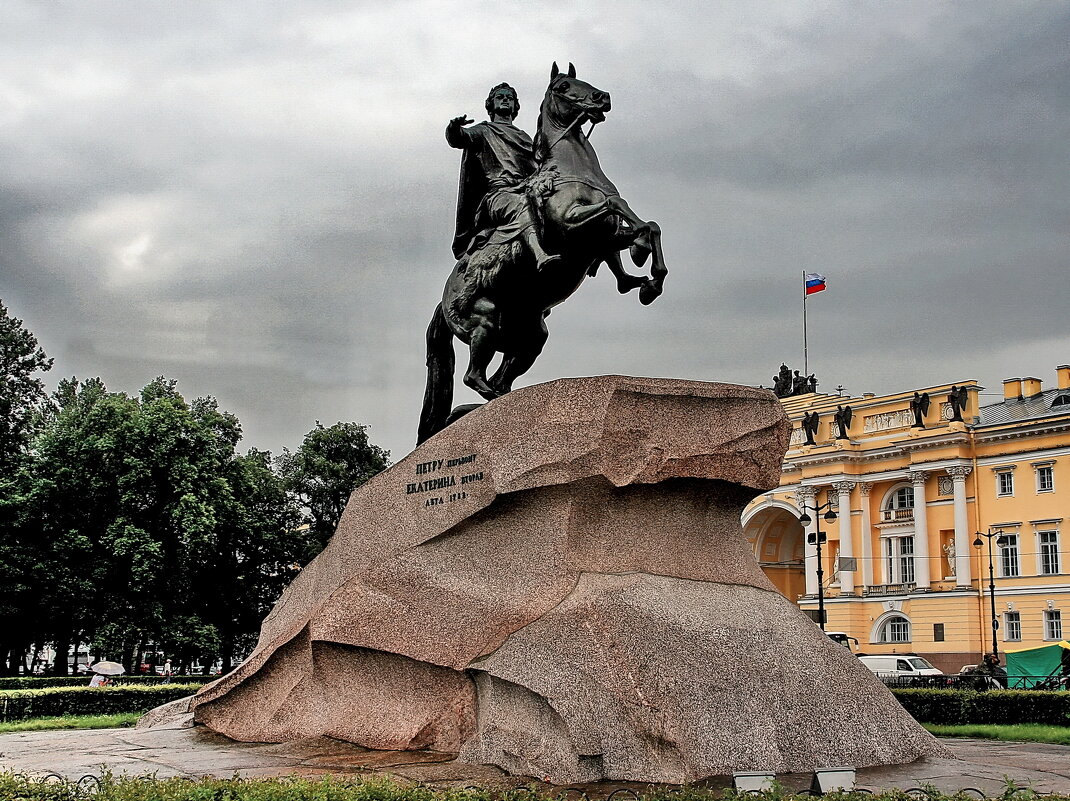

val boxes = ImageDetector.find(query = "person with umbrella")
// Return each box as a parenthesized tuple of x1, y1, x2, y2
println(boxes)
(88, 660, 125, 687)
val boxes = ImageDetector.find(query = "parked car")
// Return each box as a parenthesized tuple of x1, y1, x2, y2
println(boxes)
(858, 654, 946, 685)
(826, 631, 859, 652)
(958, 663, 1003, 689)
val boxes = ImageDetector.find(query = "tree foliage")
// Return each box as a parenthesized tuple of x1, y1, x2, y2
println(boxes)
(278, 421, 390, 558)
(0, 300, 389, 675)
(0, 301, 53, 674)
(0, 300, 53, 472)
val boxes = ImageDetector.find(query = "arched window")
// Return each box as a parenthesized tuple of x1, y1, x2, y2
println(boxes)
(877, 615, 911, 643)
(885, 486, 914, 511)
(881, 484, 914, 523)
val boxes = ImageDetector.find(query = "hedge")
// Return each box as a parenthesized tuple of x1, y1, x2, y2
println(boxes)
(893, 688, 1070, 725)
(0, 683, 201, 722)
(0, 674, 215, 690)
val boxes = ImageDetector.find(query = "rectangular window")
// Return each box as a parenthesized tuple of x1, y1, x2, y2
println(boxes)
(1037, 465, 1054, 493)
(899, 537, 915, 584)
(883, 537, 916, 585)
(997, 471, 1014, 497)
(1044, 610, 1063, 640)
(999, 534, 1020, 578)
(1039, 531, 1061, 575)
(1004, 611, 1022, 641)
(933, 623, 945, 642)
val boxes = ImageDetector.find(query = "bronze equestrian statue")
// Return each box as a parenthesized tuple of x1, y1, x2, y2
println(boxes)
(418, 63, 667, 443)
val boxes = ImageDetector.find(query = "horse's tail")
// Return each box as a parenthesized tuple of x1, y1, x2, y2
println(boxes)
(417, 302, 455, 445)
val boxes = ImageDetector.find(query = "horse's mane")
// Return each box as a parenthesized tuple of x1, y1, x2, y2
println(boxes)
(532, 94, 552, 163)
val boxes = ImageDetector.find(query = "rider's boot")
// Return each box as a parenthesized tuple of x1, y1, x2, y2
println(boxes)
(526, 232, 562, 272)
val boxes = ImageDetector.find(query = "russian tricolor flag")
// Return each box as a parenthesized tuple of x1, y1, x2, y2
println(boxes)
(804, 272, 827, 296)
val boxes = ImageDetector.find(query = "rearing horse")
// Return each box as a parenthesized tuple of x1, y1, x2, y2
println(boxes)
(418, 63, 667, 443)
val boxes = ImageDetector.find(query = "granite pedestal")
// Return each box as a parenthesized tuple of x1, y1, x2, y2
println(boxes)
(191, 376, 947, 783)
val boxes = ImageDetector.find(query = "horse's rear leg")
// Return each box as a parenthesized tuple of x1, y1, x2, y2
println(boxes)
(488, 317, 548, 395)
(463, 298, 504, 400)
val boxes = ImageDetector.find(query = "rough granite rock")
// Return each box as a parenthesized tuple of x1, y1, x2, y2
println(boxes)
(135, 695, 194, 729)
(192, 375, 949, 782)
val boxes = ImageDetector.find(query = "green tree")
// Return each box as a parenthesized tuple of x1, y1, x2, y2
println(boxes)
(0, 300, 53, 472)
(278, 422, 389, 559)
(197, 448, 302, 671)
(26, 377, 141, 674)
(0, 301, 53, 674)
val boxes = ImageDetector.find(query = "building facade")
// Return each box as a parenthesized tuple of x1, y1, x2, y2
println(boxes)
(743, 365, 1070, 674)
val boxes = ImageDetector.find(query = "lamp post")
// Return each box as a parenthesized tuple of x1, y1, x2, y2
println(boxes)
(799, 502, 838, 631)
(973, 528, 1007, 661)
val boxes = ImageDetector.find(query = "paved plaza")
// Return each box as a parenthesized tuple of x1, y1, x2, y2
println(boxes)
(1, 722, 1069, 796)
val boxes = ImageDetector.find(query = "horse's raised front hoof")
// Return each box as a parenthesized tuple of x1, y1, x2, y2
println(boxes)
(629, 242, 651, 267)
(639, 279, 663, 306)
(615, 273, 646, 294)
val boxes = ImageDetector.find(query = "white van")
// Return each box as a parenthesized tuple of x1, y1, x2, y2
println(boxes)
(857, 654, 943, 679)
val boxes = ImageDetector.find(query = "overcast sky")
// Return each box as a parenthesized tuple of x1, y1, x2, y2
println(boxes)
(3, 2, 1068, 460)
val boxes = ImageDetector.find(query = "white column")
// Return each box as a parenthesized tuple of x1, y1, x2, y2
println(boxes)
(881, 535, 892, 585)
(948, 466, 973, 586)
(834, 481, 856, 595)
(858, 482, 873, 590)
(796, 487, 818, 596)
(909, 470, 931, 590)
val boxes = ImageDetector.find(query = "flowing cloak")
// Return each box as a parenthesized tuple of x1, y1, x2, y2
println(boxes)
(447, 120, 537, 259)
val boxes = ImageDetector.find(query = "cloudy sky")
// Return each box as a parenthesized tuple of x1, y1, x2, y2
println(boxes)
(3, 2, 1068, 460)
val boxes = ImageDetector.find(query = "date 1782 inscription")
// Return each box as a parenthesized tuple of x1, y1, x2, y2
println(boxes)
(406, 453, 485, 507)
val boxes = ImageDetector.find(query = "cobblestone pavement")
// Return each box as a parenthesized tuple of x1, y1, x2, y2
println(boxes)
(1, 723, 1068, 796)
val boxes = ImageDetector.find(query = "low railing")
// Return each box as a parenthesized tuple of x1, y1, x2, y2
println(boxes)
(880, 507, 914, 523)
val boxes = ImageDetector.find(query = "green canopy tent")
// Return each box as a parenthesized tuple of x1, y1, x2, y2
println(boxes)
(1005, 641, 1070, 689)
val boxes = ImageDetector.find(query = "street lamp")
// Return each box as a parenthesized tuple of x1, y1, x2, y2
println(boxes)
(799, 502, 838, 631)
(973, 528, 1008, 661)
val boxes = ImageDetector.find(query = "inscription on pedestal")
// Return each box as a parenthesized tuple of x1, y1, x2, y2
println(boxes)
(405, 453, 485, 507)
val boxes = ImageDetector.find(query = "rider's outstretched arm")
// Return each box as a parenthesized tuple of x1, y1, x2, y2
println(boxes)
(446, 115, 476, 149)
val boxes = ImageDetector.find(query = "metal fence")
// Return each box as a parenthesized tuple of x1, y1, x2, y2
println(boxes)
(877, 674, 1069, 691)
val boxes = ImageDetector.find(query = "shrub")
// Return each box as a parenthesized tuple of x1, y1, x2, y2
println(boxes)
(0, 684, 201, 722)
(893, 688, 1070, 725)
(972, 689, 1070, 725)
(0, 675, 214, 690)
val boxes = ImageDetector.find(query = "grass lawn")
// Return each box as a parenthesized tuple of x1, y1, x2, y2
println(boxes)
(0, 712, 141, 733)
(925, 722, 1070, 745)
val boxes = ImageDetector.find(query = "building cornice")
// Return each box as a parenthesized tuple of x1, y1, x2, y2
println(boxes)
(890, 431, 971, 452)
(971, 418, 1070, 443)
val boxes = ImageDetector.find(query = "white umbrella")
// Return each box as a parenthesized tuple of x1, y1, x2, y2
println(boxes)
(89, 661, 125, 676)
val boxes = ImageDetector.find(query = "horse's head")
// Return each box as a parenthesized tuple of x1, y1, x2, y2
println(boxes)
(537, 62, 611, 149)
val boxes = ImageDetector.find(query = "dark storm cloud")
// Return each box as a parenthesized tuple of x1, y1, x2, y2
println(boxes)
(1, 1, 1068, 457)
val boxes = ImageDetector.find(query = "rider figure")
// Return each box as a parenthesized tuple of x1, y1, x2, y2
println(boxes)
(446, 83, 560, 271)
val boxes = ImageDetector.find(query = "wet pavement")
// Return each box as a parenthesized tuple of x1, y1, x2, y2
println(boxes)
(1, 721, 1068, 796)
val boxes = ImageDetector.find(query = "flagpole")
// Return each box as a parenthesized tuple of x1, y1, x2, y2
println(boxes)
(802, 270, 808, 378)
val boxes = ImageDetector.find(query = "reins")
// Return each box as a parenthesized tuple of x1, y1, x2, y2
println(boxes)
(539, 115, 616, 198)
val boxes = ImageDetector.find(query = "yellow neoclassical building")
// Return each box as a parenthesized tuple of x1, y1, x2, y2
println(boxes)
(743, 364, 1070, 673)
